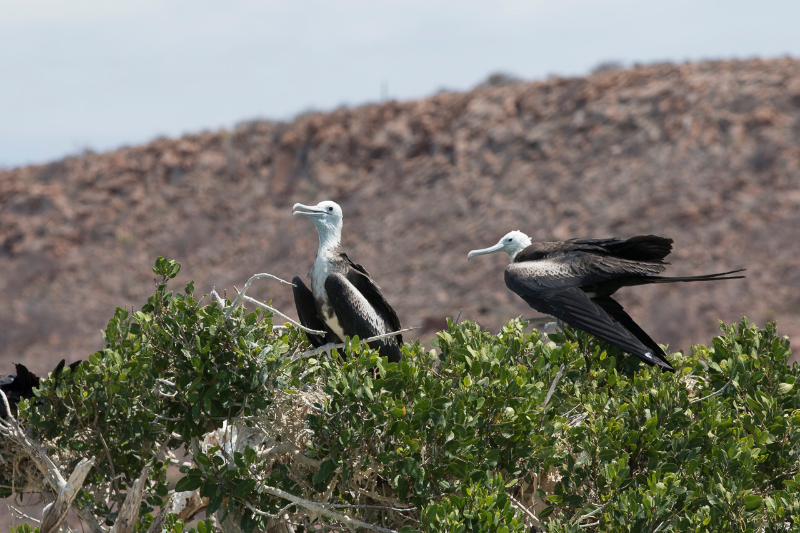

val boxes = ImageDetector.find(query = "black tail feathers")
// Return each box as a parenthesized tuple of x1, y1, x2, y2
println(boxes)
(648, 268, 746, 283)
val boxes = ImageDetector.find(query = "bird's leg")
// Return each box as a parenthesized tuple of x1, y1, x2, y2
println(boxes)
(525, 315, 553, 325)
(525, 315, 562, 335)
(544, 321, 562, 335)
(319, 342, 338, 359)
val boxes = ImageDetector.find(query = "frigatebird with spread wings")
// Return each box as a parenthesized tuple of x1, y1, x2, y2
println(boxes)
(468, 232, 745, 371)
(292, 201, 403, 362)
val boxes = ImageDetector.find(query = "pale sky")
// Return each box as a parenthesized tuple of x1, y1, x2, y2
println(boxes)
(2, 0, 800, 168)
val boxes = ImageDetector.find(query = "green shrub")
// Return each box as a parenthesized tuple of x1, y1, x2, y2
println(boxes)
(2, 258, 797, 532)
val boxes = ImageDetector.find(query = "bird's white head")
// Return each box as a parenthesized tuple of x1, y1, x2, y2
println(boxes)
(467, 230, 532, 263)
(292, 200, 343, 250)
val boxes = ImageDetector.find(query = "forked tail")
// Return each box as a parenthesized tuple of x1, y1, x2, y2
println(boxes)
(648, 268, 746, 283)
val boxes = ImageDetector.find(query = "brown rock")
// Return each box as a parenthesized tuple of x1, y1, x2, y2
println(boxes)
(2, 58, 799, 373)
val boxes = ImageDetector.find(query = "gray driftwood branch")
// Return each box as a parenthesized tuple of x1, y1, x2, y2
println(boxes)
(212, 272, 326, 335)
(0, 389, 97, 533)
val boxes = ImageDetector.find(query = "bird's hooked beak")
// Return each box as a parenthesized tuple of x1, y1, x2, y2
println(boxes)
(292, 203, 326, 218)
(467, 242, 506, 260)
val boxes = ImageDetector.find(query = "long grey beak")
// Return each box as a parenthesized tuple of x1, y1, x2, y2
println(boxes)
(467, 242, 505, 260)
(292, 203, 326, 217)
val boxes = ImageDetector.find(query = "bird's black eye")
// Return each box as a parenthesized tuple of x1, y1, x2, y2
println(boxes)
(506, 238, 512, 242)
(328, 206, 333, 212)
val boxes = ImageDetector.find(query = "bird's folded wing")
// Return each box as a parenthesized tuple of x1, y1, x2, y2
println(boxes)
(505, 268, 673, 370)
(340, 254, 403, 342)
(325, 273, 398, 340)
(292, 276, 335, 347)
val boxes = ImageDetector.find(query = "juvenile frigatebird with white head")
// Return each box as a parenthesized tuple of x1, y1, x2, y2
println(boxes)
(291, 200, 403, 362)
(468, 231, 745, 371)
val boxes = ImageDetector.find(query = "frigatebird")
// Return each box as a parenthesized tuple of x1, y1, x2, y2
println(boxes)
(1, 359, 80, 417)
(291, 200, 403, 362)
(468, 232, 745, 371)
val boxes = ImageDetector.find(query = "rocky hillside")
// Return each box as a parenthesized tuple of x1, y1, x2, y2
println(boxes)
(2, 58, 799, 373)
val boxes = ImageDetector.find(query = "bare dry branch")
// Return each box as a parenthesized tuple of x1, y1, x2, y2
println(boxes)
(540, 364, 565, 411)
(254, 482, 401, 533)
(0, 390, 66, 493)
(212, 272, 325, 334)
(690, 375, 734, 405)
(40, 457, 95, 533)
(210, 287, 226, 308)
(507, 493, 540, 528)
(146, 490, 207, 533)
(110, 466, 149, 533)
(291, 326, 420, 361)
(237, 294, 326, 335)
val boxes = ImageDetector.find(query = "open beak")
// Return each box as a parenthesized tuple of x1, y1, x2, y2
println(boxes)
(292, 203, 326, 218)
(467, 242, 505, 260)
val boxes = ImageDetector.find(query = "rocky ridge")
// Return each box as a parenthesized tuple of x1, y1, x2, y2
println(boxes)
(2, 58, 799, 373)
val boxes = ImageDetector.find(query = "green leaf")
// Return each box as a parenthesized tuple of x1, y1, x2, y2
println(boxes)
(244, 445, 257, 465)
(175, 475, 203, 492)
(234, 479, 256, 497)
(538, 506, 554, 519)
(195, 453, 212, 467)
(744, 494, 763, 511)
(313, 460, 336, 486)
(598, 449, 617, 463)
(206, 486, 223, 514)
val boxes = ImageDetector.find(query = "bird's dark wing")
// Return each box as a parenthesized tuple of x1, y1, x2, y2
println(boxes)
(511, 252, 668, 291)
(505, 266, 674, 371)
(325, 272, 402, 362)
(573, 235, 673, 262)
(292, 276, 336, 347)
(340, 254, 403, 341)
(1, 364, 40, 418)
(517, 235, 673, 264)
(590, 295, 669, 365)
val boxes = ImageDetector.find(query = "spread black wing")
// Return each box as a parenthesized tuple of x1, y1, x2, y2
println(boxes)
(292, 276, 336, 348)
(590, 295, 667, 362)
(505, 263, 674, 371)
(573, 235, 674, 262)
(516, 235, 673, 264)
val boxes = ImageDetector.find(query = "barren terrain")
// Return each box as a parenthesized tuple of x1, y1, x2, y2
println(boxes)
(2, 58, 799, 374)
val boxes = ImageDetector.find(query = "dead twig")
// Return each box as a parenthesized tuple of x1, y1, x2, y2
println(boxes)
(290, 327, 420, 362)
(538, 364, 566, 431)
(690, 375, 734, 405)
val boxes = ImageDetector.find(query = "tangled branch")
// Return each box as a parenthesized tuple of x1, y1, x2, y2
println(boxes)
(211, 272, 326, 335)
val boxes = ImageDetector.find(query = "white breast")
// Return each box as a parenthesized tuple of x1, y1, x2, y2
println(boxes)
(310, 254, 331, 304)
(324, 314, 347, 341)
(309, 251, 347, 341)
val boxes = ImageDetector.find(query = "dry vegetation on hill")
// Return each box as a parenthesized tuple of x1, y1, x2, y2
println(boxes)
(2, 58, 799, 373)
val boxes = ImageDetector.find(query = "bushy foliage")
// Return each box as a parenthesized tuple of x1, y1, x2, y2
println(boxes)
(3, 258, 798, 532)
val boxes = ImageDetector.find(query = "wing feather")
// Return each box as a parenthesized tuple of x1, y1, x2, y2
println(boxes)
(510, 253, 667, 290)
(292, 276, 336, 347)
(590, 295, 670, 366)
(340, 254, 403, 340)
(504, 267, 674, 371)
(325, 273, 402, 362)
